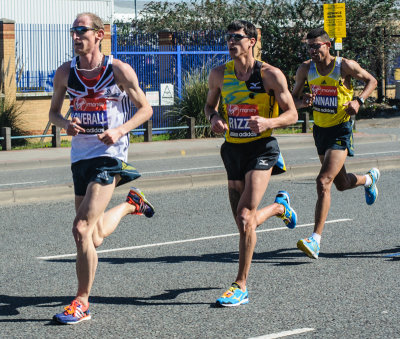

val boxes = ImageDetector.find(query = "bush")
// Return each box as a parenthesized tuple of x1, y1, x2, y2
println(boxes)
(0, 97, 28, 147)
(166, 62, 224, 139)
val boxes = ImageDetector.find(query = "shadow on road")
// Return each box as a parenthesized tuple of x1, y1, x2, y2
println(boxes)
(0, 286, 219, 322)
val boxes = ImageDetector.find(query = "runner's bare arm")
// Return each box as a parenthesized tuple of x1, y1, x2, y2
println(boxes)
(342, 58, 377, 115)
(99, 59, 153, 145)
(49, 62, 85, 136)
(204, 66, 228, 134)
(248, 66, 298, 133)
(292, 61, 314, 109)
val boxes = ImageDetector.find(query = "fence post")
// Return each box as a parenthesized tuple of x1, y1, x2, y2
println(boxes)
(177, 45, 182, 99)
(186, 117, 195, 139)
(1, 127, 11, 150)
(301, 112, 309, 133)
(144, 120, 152, 142)
(51, 125, 60, 148)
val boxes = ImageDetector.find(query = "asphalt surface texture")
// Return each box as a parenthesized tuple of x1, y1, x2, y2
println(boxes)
(1, 115, 400, 338)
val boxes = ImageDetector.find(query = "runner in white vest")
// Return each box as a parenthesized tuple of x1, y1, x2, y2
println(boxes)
(49, 12, 155, 325)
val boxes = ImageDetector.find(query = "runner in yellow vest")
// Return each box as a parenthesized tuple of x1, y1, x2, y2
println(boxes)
(292, 28, 379, 259)
(205, 20, 298, 307)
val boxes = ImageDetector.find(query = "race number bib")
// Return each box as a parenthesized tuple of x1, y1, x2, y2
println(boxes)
(227, 104, 259, 138)
(312, 85, 338, 114)
(71, 97, 108, 134)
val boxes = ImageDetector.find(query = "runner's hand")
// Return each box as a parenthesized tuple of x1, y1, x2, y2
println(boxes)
(65, 117, 85, 136)
(97, 128, 123, 146)
(302, 93, 315, 107)
(211, 116, 228, 134)
(343, 100, 360, 115)
(248, 116, 270, 133)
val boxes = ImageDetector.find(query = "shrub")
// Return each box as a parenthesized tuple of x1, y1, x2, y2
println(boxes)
(0, 96, 28, 147)
(166, 62, 224, 139)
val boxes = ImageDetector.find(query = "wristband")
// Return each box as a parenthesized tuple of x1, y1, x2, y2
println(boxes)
(208, 112, 218, 122)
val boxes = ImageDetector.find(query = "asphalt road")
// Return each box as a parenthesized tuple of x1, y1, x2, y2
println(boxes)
(1, 169, 400, 338)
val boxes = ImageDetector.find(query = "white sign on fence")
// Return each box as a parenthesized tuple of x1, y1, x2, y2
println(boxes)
(146, 91, 159, 106)
(160, 83, 174, 106)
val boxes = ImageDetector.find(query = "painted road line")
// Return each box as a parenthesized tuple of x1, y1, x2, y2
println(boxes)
(0, 180, 47, 187)
(310, 150, 400, 160)
(141, 165, 224, 175)
(36, 218, 352, 260)
(249, 327, 315, 339)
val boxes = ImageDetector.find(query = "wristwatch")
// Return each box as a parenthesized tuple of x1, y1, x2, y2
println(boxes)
(355, 96, 365, 106)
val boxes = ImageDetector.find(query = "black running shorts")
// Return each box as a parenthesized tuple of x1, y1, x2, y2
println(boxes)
(313, 121, 354, 156)
(220, 137, 286, 181)
(71, 156, 141, 196)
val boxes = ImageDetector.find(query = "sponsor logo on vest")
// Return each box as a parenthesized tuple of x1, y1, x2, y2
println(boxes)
(74, 97, 105, 110)
(311, 85, 338, 96)
(227, 104, 259, 117)
(249, 81, 261, 90)
(229, 131, 258, 138)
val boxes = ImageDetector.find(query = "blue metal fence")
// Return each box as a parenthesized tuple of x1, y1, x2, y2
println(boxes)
(15, 23, 73, 92)
(111, 27, 230, 130)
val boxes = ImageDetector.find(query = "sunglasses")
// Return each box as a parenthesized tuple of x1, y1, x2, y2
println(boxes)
(307, 42, 328, 50)
(225, 33, 250, 42)
(70, 26, 97, 36)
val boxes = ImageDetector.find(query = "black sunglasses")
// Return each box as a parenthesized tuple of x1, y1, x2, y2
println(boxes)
(225, 33, 250, 42)
(70, 26, 97, 36)
(307, 43, 328, 50)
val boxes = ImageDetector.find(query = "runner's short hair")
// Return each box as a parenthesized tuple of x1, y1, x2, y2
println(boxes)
(306, 28, 330, 42)
(227, 20, 258, 40)
(76, 12, 105, 31)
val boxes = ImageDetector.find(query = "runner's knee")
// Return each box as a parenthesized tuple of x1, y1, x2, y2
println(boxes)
(236, 208, 256, 233)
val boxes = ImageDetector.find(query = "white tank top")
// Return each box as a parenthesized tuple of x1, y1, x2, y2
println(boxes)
(67, 55, 134, 163)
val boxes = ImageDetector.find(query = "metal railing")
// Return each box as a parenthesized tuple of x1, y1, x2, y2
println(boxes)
(0, 114, 313, 151)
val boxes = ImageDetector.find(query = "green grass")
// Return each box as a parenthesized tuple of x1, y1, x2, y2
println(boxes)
(12, 139, 71, 150)
(7, 128, 307, 150)
(130, 133, 172, 143)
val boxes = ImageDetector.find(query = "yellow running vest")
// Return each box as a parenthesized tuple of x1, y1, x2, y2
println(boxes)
(221, 60, 279, 143)
(308, 57, 353, 128)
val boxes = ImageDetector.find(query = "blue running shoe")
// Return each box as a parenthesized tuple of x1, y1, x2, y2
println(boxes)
(126, 187, 155, 218)
(297, 237, 320, 259)
(53, 299, 91, 325)
(216, 283, 249, 307)
(365, 168, 380, 205)
(274, 190, 297, 229)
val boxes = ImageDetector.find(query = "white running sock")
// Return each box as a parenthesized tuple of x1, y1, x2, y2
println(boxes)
(364, 174, 372, 187)
(311, 233, 321, 245)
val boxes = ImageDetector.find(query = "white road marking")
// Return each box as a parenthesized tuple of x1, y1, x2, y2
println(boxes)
(0, 180, 47, 187)
(141, 165, 224, 175)
(36, 218, 351, 260)
(310, 150, 400, 160)
(249, 327, 315, 339)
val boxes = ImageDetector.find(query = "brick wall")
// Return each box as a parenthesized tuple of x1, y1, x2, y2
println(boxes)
(0, 19, 16, 104)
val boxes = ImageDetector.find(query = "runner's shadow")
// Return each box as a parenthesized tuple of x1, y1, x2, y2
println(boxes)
(319, 246, 400, 260)
(46, 248, 305, 266)
(0, 287, 219, 322)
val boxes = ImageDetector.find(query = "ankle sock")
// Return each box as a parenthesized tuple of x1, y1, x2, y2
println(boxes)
(364, 174, 372, 187)
(311, 233, 321, 245)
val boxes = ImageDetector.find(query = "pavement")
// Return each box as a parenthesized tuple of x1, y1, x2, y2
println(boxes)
(1, 117, 400, 204)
